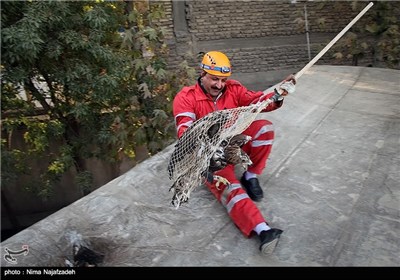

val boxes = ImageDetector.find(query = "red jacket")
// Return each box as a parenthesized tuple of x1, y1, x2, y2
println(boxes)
(173, 79, 282, 138)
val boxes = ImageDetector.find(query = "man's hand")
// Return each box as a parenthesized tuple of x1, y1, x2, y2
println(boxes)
(278, 74, 296, 96)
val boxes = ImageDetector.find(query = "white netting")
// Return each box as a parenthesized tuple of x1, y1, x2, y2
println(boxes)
(168, 98, 274, 208)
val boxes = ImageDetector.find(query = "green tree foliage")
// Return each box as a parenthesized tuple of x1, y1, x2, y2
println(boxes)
(1, 1, 196, 197)
(332, 1, 400, 68)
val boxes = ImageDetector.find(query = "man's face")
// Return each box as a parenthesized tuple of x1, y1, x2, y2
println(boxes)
(201, 73, 228, 98)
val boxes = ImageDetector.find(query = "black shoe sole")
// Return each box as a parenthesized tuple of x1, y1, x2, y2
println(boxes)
(260, 236, 281, 256)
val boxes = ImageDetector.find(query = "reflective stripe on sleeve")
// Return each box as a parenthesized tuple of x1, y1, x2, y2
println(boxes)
(175, 112, 196, 123)
(177, 120, 194, 132)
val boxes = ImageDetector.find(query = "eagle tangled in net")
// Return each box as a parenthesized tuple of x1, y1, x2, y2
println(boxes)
(168, 132, 252, 208)
(168, 97, 275, 208)
(224, 134, 252, 166)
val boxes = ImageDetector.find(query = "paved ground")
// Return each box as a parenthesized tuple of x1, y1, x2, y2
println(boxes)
(1, 65, 399, 267)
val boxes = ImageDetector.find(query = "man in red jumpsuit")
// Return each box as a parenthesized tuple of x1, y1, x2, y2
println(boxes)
(172, 51, 296, 255)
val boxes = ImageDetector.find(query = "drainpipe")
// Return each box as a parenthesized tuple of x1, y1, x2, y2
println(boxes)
(304, 3, 311, 61)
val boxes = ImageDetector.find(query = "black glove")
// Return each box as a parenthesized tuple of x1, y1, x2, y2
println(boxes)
(202, 170, 214, 183)
(208, 147, 227, 172)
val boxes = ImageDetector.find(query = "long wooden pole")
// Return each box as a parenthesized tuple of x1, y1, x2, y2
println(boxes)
(295, 2, 374, 80)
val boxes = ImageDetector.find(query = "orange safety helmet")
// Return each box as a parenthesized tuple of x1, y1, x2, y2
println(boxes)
(200, 51, 232, 77)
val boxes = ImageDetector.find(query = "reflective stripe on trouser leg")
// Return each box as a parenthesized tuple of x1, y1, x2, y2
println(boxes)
(205, 165, 266, 237)
(242, 120, 274, 175)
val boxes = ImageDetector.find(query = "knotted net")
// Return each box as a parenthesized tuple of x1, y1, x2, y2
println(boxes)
(167, 97, 275, 208)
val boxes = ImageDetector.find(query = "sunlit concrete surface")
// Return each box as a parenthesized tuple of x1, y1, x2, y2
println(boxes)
(1, 65, 399, 267)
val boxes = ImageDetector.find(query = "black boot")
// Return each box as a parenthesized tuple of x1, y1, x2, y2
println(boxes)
(259, 228, 283, 255)
(240, 174, 263, 201)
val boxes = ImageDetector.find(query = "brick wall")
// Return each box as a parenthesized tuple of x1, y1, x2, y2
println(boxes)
(153, 0, 392, 76)
(187, 1, 364, 39)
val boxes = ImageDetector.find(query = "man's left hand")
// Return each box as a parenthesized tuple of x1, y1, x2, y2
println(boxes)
(279, 74, 296, 96)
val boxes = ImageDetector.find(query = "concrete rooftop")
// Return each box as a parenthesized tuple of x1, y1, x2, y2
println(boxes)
(1, 65, 399, 267)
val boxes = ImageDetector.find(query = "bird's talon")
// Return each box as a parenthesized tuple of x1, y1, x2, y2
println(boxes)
(213, 175, 230, 189)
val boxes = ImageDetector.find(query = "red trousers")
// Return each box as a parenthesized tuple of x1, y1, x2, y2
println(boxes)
(205, 119, 274, 236)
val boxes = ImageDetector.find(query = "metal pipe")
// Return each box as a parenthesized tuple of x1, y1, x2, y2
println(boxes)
(295, 2, 374, 80)
(304, 3, 311, 61)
